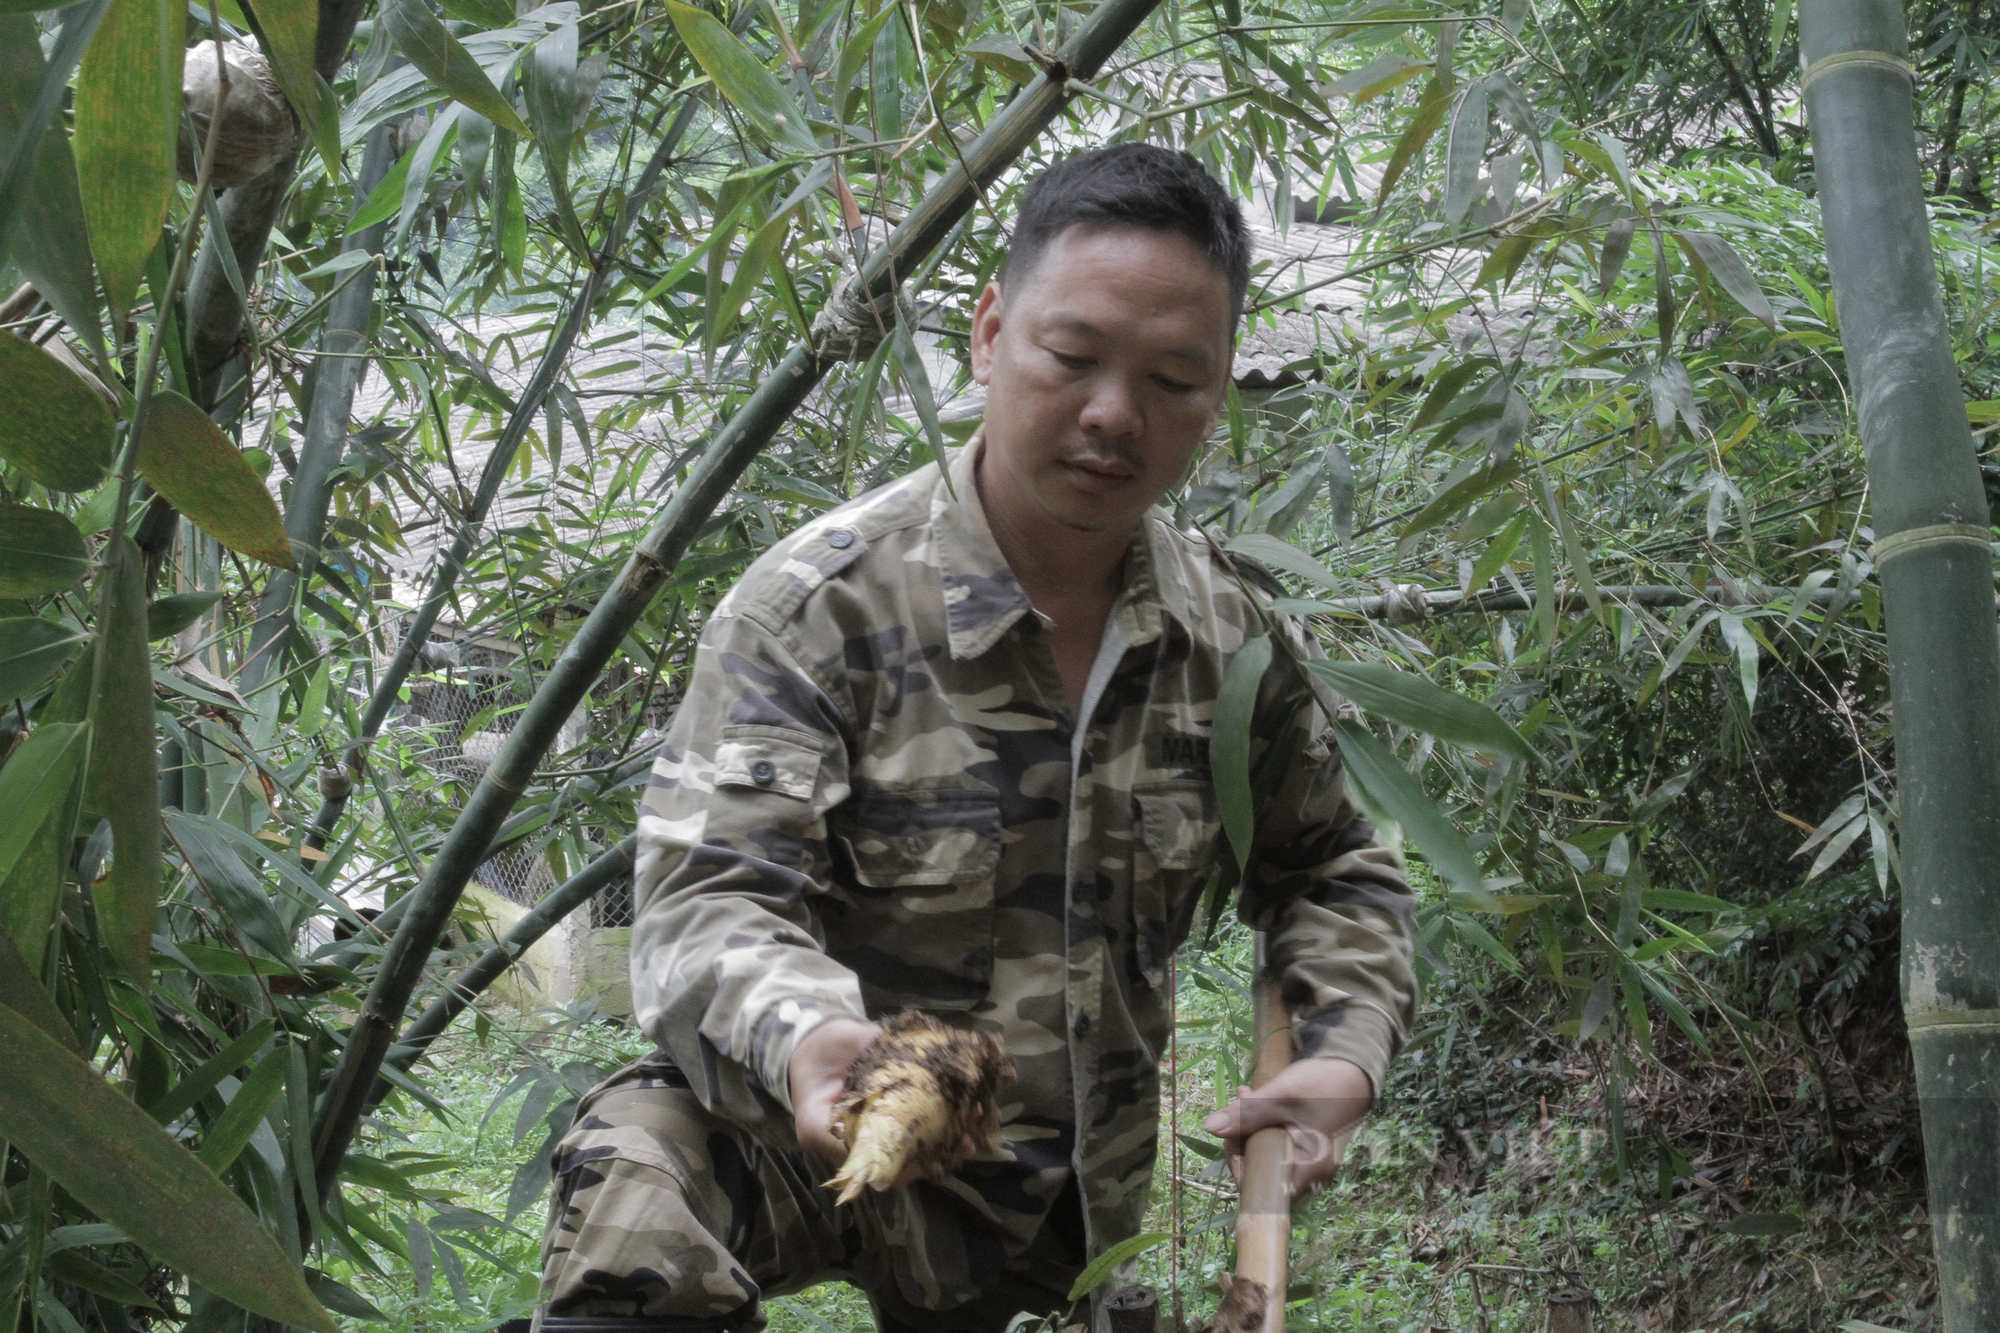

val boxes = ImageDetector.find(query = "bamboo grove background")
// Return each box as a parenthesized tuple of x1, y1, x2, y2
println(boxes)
(3, 0, 2000, 1327)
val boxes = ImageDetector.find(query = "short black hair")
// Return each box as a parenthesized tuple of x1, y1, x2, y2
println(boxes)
(1002, 143, 1251, 331)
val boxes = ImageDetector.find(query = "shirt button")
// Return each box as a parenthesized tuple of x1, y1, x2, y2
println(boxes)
(903, 835, 924, 856)
(1073, 1014, 1092, 1039)
(826, 529, 855, 549)
(750, 759, 776, 786)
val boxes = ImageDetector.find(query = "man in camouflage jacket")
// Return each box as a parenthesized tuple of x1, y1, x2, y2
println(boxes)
(537, 144, 1416, 1333)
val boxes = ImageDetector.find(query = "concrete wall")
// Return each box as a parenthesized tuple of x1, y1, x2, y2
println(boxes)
(460, 883, 633, 1019)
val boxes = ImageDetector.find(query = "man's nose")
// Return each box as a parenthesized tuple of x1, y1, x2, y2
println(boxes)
(1078, 373, 1142, 437)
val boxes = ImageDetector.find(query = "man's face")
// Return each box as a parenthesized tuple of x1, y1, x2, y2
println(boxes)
(969, 225, 1235, 536)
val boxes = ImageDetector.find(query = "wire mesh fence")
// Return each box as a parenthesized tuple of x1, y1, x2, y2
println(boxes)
(388, 618, 630, 923)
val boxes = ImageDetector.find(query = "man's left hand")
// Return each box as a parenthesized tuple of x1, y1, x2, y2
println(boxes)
(1201, 1057, 1373, 1198)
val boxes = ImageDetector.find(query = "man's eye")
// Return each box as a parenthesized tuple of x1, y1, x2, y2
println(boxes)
(1049, 350, 1090, 370)
(1154, 374, 1199, 393)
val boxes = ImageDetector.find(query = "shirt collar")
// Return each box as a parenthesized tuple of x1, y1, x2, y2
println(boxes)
(930, 438, 1195, 661)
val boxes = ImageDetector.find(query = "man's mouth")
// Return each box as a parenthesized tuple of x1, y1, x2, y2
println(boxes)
(1058, 454, 1137, 492)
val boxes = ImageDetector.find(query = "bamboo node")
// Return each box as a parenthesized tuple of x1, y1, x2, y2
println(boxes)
(1799, 48, 1916, 93)
(811, 270, 906, 361)
(1868, 521, 1992, 566)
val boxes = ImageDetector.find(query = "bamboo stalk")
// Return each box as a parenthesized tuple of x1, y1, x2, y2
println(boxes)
(1235, 936, 1293, 1333)
(308, 0, 1169, 1198)
(240, 121, 399, 691)
(304, 94, 706, 850)
(385, 834, 637, 1068)
(1799, 1, 2000, 1326)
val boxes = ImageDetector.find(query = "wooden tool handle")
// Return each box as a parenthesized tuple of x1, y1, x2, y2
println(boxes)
(1236, 938, 1294, 1333)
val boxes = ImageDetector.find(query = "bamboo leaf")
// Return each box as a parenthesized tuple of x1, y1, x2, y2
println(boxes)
(137, 391, 298, 568)
(1481, 73, 1543, 174)
(1333, 718, 1489, 901)
(837, 3, 901, 102)
(347, 143, 416, 235)
(381, 0, 531, 137)
(87, 535, 159, 986)
(305, 1270, 387, 1322)
(524, 18, 579, 166)
(145, 1018, 274, 1125)
(1599, 215, 1636, 295)
(0, 7, 106, 352)
(1401, 458, 1520, 540)
(1375, 77, 1449, 209)
(959, 33, 1035, 85)
(146, 590, 222, 641)
(1652, 220, 1676, 351)
(1543, 480, 1603, 621)
(1468, 512, 1527, 591)
(1224, 531, 1343, 591)
(1307, 660, 1534, 762)
(1717, 611, 1759, 711)
(891, 303, 945, 458)
(1660, 609, 1719, 682)
(44, 1251, 158, 1308)
(1067, 1232, 1169, 1302)
(0, 502, 88, 597)
(0, 617, 87, 706)
(1577, 973, 1613, 1039)
(1412, 358, 1495, 429)
(1213, 633, 1271, 872)
(0, 1005, 339, 1331)
(1676, 230, 1778, 330)
(1642, 888, 1737, 914)
(71, 0, 182, 325)
(1442, 79, 1487, 224)
(0, 720, 87, 886)
(1325, 53, 1429, 104)
(393, 105, 462, 247)
(1806, 812, 1867, 880)
(0, 333, 115, 491)
(665, 0, 815, 156)
(0, 926, 77, 1050)
(1649, 358, 1698, 442)
(1325, 439, 1354, 545)
(197, 1046, 288, 1172)
(165, 811, 296, 960)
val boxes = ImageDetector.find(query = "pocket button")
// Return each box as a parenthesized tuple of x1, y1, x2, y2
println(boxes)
(750, 758, 777, 786)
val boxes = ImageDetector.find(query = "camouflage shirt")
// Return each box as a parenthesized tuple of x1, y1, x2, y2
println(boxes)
(630, 442, 1416, 1306)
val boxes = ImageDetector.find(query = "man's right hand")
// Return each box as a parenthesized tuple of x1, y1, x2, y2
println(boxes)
(788, 1016, 881, 1169)
(789, 1015, 984, 1189)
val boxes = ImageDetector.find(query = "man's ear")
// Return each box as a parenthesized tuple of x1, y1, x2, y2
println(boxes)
(969, 281, 1004, 385)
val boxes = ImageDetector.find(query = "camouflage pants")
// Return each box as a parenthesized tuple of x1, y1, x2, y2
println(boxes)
(539, 1053, 1084, 1333)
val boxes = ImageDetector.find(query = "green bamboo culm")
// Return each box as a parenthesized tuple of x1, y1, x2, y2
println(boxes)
(1799, 1, 2000, 1323)
(308, 0, 1171, 1200)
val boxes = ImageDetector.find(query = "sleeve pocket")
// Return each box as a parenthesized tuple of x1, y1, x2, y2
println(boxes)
(714, 725, 824, 800)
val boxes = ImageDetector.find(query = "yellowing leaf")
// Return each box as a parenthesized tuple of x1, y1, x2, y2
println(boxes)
(72, 0, 183, 324)
(0, 501, 89, 596)
(137, 391, 297, 568)
(0, 333, 115, 491)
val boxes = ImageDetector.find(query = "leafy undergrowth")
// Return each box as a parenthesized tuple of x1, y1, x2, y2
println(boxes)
(331, 932, 1933, 1333)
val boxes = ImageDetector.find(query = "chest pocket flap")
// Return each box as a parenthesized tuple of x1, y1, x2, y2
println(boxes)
(1137, 782, 1219, 870)
(715, 725, 823, 800)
